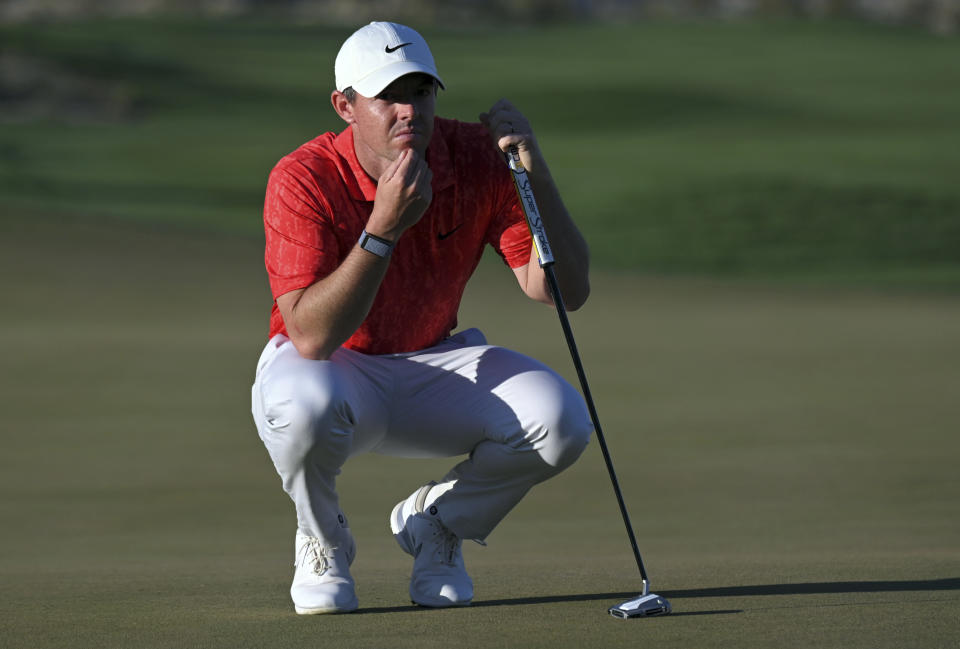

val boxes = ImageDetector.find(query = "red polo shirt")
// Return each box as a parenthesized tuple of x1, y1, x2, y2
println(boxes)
(263, 117, 532, 354)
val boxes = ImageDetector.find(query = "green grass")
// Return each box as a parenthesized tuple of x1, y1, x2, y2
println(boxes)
(2, 17, 959, 285)
(1, 215, 958, 648)
(1, 15, 959, 648)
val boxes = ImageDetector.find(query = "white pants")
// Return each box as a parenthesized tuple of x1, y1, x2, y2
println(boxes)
(250, 328, 592, 544)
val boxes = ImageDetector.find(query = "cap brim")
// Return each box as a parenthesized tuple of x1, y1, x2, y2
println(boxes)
(351, 61, 445, 97)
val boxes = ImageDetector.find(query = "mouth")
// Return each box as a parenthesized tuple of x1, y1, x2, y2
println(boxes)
(391, 122, 431, 153)
(394, 129, 420, 143)
(393, 122, 427, 142)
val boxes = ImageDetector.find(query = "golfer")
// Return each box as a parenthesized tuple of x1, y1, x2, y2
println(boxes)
(251, 21, 593, 614)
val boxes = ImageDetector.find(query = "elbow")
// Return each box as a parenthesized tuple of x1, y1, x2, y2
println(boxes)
(277, 292, 342, 360)
(540, 276, 589, 311)
(298, 346, 332, 362)
(564, 279, 590, 312)
(559, 249, 590, 311)
(534, 272, 590, 311)
(288, 334, 335, 361)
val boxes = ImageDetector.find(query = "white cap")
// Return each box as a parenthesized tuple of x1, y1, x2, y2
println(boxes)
(335, 22, 445, 98)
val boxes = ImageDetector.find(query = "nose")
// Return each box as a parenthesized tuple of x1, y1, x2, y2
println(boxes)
(396, 97, 417, 121)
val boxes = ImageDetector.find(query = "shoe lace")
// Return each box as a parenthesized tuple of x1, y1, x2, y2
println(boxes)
(297, 537, 338, 576)
(430, 524, 461, 566)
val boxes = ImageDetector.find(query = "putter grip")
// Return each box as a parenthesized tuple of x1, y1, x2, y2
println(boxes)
(507, 146, 555, 267)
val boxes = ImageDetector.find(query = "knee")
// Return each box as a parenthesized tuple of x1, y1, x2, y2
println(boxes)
(547, 399, 592, 471)
(257, 363, 356, 462)
(532, 380, 593, 472)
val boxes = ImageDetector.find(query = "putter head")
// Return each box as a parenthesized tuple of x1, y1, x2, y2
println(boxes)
(609, 593, 672, 619)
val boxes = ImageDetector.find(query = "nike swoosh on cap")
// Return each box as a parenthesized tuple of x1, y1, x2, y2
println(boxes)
(385, 42, 413, 53)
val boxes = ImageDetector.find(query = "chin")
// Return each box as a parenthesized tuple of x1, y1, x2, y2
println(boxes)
(396, 140, 429, 156)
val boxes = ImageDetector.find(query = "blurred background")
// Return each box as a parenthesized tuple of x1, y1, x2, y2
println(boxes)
(2, 0, 959, 284)
(1, 2, 958, 648)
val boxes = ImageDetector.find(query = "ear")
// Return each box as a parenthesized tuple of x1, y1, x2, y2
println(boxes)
(331, 90, 355, 124)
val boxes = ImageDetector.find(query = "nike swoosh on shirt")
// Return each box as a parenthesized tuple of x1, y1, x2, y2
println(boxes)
(437, 224, 463, 240)
(385, 43, 413, 53)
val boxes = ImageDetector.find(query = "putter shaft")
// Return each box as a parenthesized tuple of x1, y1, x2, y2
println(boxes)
(542, 265, 650, 592)
(506, 146, 651, 589)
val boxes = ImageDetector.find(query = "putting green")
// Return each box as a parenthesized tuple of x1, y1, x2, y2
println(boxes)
(1, 216, 957, 648)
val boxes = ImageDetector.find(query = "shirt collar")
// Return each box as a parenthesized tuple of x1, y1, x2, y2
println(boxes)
(332, 118, 455, 203)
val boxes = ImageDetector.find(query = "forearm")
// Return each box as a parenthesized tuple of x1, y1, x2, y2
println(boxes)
(280, 244, 390, 360)
(524, 159, 591, 310)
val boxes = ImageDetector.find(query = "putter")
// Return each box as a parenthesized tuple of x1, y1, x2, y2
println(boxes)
(507, 146, 671, 619)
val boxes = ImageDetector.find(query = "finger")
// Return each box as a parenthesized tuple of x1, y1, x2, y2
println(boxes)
(381, 148, 410, 184)
(488, 99, 520, 121)
(402, 149, 427, 185)
(495, 134, 525, 154)
(494, 115, 528, 141)
(482, 116, 517, 148)
(494, 118, 529, 151)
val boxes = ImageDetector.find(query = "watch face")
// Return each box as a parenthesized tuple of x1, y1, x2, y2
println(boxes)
(361, 232, 392, 257)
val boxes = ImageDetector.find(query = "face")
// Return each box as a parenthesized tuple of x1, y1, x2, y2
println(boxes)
(333, 73, 437, 178)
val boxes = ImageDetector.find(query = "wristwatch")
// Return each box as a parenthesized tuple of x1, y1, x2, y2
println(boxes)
(358, 230, 394, 258)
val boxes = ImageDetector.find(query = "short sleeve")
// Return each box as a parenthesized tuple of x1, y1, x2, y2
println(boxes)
(484, 152, 532, 269)
(263, 164, 340, 299)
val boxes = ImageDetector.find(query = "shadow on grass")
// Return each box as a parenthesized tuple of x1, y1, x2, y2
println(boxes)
(354, 591, 740, 616)
(664, 577, 960, 599)
(353, 578, 959, 615)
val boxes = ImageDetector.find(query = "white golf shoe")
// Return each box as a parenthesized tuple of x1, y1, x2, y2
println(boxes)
(390, 483, 473, 608)
(290, 530, 358, 614)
